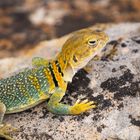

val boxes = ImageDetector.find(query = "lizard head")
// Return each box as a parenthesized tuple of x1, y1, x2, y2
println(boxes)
(62, 29, 109, 72)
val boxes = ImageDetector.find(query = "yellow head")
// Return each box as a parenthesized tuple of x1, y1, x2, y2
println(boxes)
(61, 29, 109, 71)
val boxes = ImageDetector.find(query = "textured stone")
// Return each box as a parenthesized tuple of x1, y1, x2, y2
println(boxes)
(1, 0, 140, 58)
(0, 23, 140, 140)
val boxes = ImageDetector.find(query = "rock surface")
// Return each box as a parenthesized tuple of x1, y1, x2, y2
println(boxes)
(0, 23, 140, 140)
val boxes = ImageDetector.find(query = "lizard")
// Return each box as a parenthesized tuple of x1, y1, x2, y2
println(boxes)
(0, 28, 109, 140)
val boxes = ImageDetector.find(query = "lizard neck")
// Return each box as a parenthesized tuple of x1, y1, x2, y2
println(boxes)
(56, 53, 76, 82)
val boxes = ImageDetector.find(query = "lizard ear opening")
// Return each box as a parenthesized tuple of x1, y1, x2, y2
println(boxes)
(73, 55, 78, 63)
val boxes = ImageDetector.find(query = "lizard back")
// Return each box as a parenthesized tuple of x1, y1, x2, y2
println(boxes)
(0, 66, 51, 113)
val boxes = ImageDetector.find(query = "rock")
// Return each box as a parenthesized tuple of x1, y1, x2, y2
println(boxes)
(1, 23, 140, 140)
(1, 0, 140, 58)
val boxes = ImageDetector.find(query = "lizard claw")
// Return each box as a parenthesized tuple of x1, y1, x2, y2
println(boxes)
(0, 124, 17, 140)
(70, 99, 96, 115)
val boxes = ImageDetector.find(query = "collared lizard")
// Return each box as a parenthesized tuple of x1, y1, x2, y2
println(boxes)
(0, 29, 109, 139)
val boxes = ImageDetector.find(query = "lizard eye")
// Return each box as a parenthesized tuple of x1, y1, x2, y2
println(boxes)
(88, 40, 97, 46)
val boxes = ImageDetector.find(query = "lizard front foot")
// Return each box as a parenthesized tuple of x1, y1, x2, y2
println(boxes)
(0, 124, 17, 140)
(70, 99, 96, 115)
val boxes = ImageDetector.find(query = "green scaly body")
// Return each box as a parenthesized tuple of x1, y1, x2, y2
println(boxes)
(0, 66, 49, 113)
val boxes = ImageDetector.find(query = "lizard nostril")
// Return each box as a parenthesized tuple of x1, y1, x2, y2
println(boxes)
(96, 30, 102, 32)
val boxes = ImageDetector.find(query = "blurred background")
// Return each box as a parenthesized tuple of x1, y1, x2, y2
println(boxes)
(0, 0, 140, 58)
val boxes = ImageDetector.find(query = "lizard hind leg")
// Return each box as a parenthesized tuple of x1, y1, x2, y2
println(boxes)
(0, 102, 6, 123)
(0, 102, 16, 140)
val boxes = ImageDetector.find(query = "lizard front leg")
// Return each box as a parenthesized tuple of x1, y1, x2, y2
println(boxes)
(47, 88, 96, 115)
(0, 102, 16, 140)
